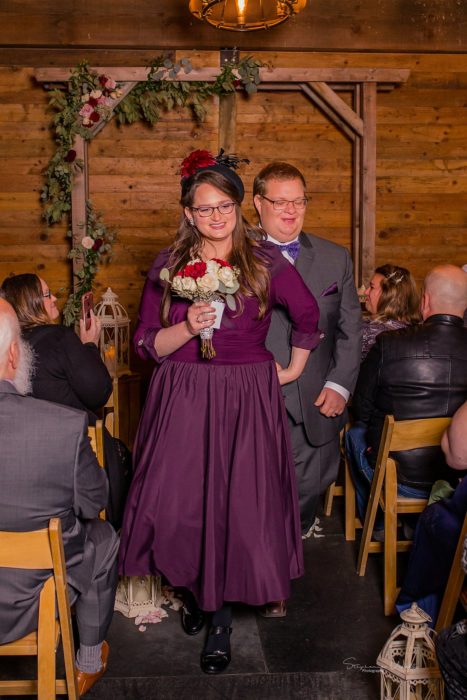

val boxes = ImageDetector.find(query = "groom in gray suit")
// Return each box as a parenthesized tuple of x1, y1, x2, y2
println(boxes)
(254, 163, 361, 615)
(0, 297, 119, 696)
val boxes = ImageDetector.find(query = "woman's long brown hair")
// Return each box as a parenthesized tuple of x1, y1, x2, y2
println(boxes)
(374, 264, 421, 324)
(161, 170, 270, 326)
(1, 273, 51, 329)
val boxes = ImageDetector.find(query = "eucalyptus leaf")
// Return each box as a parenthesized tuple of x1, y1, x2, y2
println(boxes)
(159, 268, 170, 281)
(225, 294, 237, 311)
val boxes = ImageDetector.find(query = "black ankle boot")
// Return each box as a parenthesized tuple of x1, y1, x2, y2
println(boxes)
(200, 625, 232, 675)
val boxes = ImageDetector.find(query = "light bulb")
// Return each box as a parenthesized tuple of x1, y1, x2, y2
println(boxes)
(236, 0, 247, 24)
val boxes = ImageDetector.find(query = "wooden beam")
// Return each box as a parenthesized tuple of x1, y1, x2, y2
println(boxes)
(352, 85, 362, 286)
(218, 93, 237, 154)
(35, 67, 411, 85)
(303, 82, 364, 137)
(70, 136, 87, 293)
(300, 83, 356, 143)
(360, 82, 377, 284)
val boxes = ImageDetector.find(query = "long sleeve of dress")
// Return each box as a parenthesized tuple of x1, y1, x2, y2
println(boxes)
(133, 249, 171, 363)
(268, 245, 321, 351)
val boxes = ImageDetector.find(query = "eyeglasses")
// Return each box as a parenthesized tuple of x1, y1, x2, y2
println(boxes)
(42, 290, 52, 299)
(261, 195, 308, 211)
(191, 202, 235, 218)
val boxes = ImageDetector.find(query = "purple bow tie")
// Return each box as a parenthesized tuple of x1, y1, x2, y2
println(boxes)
(278, 240, 300, 262)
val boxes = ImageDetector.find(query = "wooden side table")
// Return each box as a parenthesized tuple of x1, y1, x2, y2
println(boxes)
(104, 372, 141, 450)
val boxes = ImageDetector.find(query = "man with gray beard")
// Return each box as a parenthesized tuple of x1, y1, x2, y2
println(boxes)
(0, 297, 119, 697)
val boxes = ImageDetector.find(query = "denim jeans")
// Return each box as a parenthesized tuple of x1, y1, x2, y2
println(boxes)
(345, 424, 429, 531)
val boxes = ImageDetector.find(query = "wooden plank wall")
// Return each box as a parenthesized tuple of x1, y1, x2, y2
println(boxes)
(0, 50, 466, 358)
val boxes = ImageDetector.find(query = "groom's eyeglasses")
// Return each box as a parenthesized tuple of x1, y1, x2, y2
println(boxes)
(261, 195, 308, 211)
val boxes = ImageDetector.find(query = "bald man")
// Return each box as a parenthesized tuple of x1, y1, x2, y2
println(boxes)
(349, 264, 467, 506)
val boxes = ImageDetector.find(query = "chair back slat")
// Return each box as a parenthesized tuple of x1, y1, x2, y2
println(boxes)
(389, 416, 451, 452)
(88, 419, 105, 469)
(0, 528, 53, 569)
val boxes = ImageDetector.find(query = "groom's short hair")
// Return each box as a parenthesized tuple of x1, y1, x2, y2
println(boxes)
(253, 162, 307, 198)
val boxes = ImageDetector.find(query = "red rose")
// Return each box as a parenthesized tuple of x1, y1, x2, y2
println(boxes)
(180, 150, 217, 179)
(182, 261, 207, 279)
(98, 75, 108, 87)
(233, 79, 242, 88)
(92, 238, 103, 251)
(212, 258, 233, 268)
(88, 96, 98, 107)
(64, 149, 77, 163)
(90, 111, 100, 123)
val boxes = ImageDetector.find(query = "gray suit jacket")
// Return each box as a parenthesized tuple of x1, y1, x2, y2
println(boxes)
(0, 380, 108, 644)
(266, 232, 362, 446)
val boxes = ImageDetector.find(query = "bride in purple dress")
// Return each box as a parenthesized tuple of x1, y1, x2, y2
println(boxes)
(118, 150, 320, 674)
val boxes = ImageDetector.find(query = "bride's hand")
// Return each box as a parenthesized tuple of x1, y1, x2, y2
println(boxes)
(186, 301, 216, 336)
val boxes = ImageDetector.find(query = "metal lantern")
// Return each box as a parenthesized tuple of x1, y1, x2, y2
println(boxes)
(114, 576, 162, 619)
(95, 287, 130, 377)
(189, 0, 306, 32)
(377, 603, 444, 700)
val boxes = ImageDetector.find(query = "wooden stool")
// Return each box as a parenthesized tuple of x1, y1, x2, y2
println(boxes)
(436, 513, 467, 632)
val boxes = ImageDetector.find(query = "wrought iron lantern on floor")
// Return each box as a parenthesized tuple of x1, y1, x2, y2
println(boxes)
(95, 287, 130, 377)
(377, 603, 444, 699)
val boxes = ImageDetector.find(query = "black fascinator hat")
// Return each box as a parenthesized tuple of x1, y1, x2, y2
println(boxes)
(180, 149, 250, 201)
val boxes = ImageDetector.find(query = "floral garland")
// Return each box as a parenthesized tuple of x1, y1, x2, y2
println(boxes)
(41, 56, 262, 325)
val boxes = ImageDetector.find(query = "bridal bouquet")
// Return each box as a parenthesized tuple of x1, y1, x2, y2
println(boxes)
(160, 258, 240, 359)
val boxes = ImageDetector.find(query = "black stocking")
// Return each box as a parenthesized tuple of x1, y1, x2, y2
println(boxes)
(205, 604, 232, 654)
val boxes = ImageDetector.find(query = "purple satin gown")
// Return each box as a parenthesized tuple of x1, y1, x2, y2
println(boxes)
(118, 241, 320, 611)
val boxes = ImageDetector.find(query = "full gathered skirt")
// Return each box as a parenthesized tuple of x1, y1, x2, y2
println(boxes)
(118, 359, 304, 611)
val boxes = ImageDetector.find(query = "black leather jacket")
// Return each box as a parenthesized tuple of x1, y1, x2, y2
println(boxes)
(352, 314, 467, 489)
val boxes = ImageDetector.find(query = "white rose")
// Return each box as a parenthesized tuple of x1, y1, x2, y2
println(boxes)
(218, 266, 236, 288)
(181, 276, 197, 293)
(81, 236, 94, 249)
(90, 89, 103, 99)
(206, 259, 220, 275)
(172, 275, 183, 292)
(197, 273, 219, 294)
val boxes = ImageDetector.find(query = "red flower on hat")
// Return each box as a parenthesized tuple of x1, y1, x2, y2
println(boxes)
(180, 150, 217, 179)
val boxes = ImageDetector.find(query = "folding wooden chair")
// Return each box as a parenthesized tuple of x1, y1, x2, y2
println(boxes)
(357, 414, 451, 615)
(323, 425, 362, 541)
(435, 513, 467, 632)
(88, 419, 106, 520)
(0, 518, 78, 699)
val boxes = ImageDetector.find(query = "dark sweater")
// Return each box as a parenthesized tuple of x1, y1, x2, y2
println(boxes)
(23, 324, 112, 423)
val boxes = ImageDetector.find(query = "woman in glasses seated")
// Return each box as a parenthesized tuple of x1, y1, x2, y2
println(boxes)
(1, 274, 127, 528)
(361, 264, 421, 360)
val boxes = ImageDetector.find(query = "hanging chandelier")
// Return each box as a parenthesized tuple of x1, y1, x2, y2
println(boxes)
(189, 0, 307, 32)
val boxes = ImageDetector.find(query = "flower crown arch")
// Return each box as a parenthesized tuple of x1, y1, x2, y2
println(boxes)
(37, 57, 262, 325)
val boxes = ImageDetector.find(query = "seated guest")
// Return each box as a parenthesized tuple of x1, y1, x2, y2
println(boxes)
(1, 274, 128, 528)
(361, 264, 420, 360)
(347, 264, 467, 532)
(397, 400, 467, 622)
(0, 297, 119, 696)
